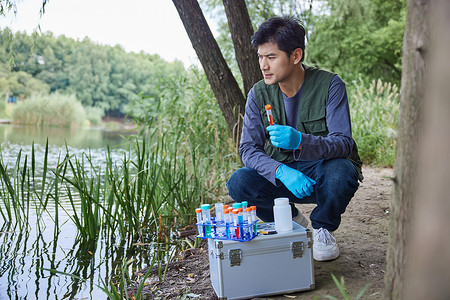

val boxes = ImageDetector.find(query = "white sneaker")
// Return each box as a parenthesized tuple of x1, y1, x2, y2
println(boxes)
(313, 228, 340, 261)
(292, 212, 309, 228)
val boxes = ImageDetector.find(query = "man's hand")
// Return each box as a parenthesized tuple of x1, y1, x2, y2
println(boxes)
(275, 164, 316, 199)
(267, 124, 302, 150)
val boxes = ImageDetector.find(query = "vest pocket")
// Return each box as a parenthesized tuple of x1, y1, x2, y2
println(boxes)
(303, 118, 327, 135)
(301, 106, 328, 136)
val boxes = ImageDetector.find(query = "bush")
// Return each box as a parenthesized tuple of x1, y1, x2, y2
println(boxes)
(11, 93, 86, 127)
(349, 79, 400, 167)
(84, 106, 105, 126)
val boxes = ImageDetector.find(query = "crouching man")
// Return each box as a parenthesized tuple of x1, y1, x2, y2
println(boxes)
(226, 16, 363, 261)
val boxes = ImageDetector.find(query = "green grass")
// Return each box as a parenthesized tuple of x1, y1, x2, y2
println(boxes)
(11, 93, 86, 127)
(349, 78, 400, 167)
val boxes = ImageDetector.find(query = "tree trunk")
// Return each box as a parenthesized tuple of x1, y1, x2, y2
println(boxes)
(172, 0, 246, 144)
(404, 1, 450, 298)
(384, 0, 430, 298)
(223, 0, 262, 95)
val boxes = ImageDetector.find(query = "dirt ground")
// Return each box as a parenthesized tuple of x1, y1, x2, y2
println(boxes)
(136, 166, 393, 299)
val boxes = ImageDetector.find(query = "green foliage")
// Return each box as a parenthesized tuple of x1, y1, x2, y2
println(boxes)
(349, 78, 400, 167)
(313, 274, 369, 300)
(200, 0, 315, 84)
(306, 0, 406, 85)
(84, 106, 105, 126)
(0, 29, 186, 116)
(0, 62, 50, 98)
(11, 93, 86, 127)
(128, 66, 240, 198)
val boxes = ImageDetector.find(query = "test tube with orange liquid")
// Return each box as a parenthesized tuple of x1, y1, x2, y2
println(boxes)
(265, 104, 274, 125)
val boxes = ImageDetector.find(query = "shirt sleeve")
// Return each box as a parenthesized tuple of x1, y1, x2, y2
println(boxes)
(239, 88, 282, 185)
(293, 75, 355, 160)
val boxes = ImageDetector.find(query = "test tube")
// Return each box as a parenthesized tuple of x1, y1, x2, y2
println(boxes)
(251, 206, 258, 235)
(232, 203, 242, 210)
(223, 208, 230, 238)
(215, 203, 225, 237)
(265, 104, 274, 125)
(195, 208, 203, 237)
(246, 207, 253, 238)
(201, 204, 212, 237)
(215, 203, 223, 223)
(232, 209, 239, 239)
(238, 208, 244, 240)
(242, 201, 248, 222)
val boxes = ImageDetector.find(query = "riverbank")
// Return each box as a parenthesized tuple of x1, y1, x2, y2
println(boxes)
(133, 166, 393, 299)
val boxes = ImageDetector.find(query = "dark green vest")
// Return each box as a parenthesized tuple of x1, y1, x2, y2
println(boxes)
(254, 65, 363, 181)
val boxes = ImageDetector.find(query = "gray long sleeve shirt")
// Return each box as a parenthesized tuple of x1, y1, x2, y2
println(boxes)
(239, 75, 354, 185)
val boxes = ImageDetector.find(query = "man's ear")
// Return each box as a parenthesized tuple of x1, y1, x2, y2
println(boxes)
(292, 48, 303, 64)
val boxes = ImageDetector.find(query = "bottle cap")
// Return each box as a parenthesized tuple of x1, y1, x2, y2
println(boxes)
(201, 204, 211, 210)
(195, 208, 202, 213)
(274, 197, 289, 206)
(251, 206, 257, 211)
(232, 209, 239, 214)
(242, 201, 248, 207)
(246, 207, 252, 212)
(223, 204, 229, 210)
(238, 208, 243, 212)
(265, 104, 272, 110)
(223, 209, 229, 214)
(232, 203, 242, 209)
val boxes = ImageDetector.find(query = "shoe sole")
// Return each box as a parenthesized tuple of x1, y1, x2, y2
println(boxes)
(313, 250, 340, 261)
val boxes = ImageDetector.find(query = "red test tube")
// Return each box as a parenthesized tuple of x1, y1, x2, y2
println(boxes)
(265, 104, 274, 125)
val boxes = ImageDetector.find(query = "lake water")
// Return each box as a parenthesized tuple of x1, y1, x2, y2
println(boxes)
(0, 125, 156, 299)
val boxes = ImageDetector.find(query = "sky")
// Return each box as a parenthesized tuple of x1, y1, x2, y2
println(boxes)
(0, 0, 207, 67)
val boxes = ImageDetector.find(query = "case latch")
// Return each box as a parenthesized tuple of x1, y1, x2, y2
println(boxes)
(291, 241, 304, 258)
(229, 249, 242, 267)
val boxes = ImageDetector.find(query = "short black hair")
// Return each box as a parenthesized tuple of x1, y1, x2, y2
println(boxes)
(251, 16, 306, 61)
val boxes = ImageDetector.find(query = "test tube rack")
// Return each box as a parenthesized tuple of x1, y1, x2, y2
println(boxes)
(196, 217, 259, 242)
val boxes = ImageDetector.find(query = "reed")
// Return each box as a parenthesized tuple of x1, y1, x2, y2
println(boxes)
(1, 68, 241, 296)
(11, 93, 86, 127)
(349, 78, 400, 167)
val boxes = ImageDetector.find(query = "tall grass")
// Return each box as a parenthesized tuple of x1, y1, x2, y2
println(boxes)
(1, 66, 238, 243)
(11, 93, 86, 127)
(349, 79, 400, 167)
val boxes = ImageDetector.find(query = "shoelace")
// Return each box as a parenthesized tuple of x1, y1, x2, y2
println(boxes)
(314, 228, 336, 245)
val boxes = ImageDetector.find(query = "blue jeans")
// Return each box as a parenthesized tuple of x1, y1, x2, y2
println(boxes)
(226, 159, 360, 231)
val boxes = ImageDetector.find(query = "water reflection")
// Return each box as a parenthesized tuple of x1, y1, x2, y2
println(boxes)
(0, 125, 162, 299)
(0, 124, 132, 148)
(0, 221, 155, 299)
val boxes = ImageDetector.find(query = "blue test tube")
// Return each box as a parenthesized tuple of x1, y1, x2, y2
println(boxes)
(251, 206, 257, 235)
(223, 208, 231, 238)
(238, 208, 244, 240)
(201, 204, 212, 237)
(195, 208, 203, 237)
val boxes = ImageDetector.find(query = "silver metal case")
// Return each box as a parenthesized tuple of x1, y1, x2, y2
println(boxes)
(208, 221, 315, 300)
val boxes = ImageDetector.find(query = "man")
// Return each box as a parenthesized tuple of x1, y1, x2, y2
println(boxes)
(226, 16, 363, 261)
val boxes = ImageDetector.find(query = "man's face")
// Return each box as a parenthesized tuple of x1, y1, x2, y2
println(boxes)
(257, 42, 295, 85)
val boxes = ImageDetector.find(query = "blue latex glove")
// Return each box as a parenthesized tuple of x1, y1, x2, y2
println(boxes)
(267, 124, 302, 150)
(275, 164, 316, 199)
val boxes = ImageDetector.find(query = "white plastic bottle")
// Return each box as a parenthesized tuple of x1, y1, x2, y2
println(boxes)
(273, 197, 293, 232)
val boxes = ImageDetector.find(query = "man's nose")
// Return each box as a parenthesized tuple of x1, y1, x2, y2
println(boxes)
(260, 57, 268, 70)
